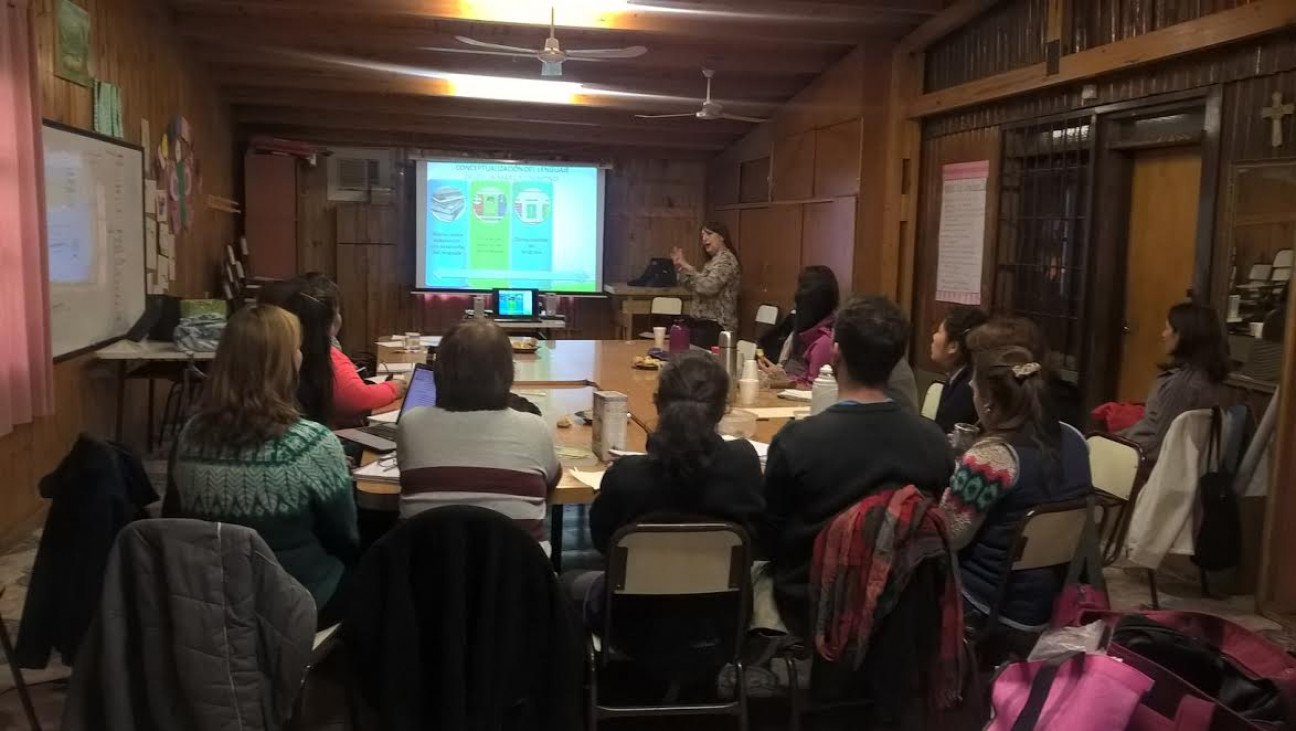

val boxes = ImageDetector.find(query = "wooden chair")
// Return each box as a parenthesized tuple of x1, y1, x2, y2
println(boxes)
(920, 381, 944, 421)
(588, 522, 751, 731)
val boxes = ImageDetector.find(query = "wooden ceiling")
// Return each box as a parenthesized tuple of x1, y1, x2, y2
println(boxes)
(171, 0, 945, 158)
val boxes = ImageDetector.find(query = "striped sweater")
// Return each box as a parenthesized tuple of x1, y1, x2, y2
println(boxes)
(396, 406, 562, 553)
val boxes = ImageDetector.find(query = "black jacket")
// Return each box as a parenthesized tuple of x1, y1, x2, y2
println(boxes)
(16, 434, 157, 668)
(342, 506, 584, 731)
(934, 367, 977, 434)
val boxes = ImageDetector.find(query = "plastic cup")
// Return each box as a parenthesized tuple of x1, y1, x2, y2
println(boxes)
(653, 326, 666, 349)
(738, 378, 759, 406)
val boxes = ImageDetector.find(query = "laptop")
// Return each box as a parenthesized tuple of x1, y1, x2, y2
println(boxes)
(493, 288, 537, 321)
(335, 363, 437, 453)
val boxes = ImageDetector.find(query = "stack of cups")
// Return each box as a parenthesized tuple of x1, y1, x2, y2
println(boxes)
(738, 359, 760, 406)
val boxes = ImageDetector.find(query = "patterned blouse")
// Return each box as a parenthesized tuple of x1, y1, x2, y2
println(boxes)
(678, 247, 740, 332)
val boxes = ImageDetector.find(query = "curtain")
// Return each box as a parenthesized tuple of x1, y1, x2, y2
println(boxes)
(0, 0, 53, 437)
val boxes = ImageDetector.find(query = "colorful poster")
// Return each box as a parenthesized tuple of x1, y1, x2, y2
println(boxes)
(510, 181, 553, 288)
(468, 180, 510, 288)
(55, 0, 92, 87)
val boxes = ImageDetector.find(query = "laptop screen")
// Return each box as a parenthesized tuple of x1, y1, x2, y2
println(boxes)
(398, 365, 438, 420)
(495, 289, 535, 318)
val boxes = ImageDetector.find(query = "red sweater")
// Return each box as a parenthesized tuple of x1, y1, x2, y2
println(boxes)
(330, 347, 399, 422)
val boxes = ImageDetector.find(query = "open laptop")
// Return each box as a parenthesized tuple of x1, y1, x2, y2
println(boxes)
(335, 362, 437, 453)
(494, 288, 537, 321)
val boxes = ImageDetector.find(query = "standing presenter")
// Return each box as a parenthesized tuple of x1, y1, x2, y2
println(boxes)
(671, 222, 741, 348)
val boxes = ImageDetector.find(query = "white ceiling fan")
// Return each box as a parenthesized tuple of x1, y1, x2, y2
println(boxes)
(454, 7, 647, 77)
(636, 69, 768, 123)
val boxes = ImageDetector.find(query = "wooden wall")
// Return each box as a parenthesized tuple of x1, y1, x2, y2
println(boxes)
(705, 45, 895, 338)
(266, 150, 707, 354)
(0, 0, 234, 547)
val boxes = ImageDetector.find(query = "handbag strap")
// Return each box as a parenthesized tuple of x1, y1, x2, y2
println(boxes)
(1063, 495, 1107, 592)
(1010, 651, 1084, 731)
(1205, 407, 1223, 473)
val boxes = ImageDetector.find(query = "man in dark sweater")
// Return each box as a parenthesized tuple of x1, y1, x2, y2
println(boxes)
(757, 296, 954, 636)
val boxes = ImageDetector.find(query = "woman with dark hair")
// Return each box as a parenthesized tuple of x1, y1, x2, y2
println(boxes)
(939, 342, 1091, 635)
(930, 305, 990, 433)
(565, 352, 764, 626)
(671, 222, 742, 343)
(1121, 302, 1230, 460)
(261, 274, 404, 426)
(397, 320, 561, 552)
(168, 305, 358, 628)
(759, 265, 840, 388)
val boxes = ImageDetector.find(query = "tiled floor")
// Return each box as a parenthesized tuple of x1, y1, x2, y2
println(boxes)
(1, 495, 1291, 730)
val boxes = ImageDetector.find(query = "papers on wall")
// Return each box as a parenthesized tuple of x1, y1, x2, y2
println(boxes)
(93, 81, 123, 138)
(571, 469, 605, 491)
(159, 229, 175, 258)
(935, 160, 990, 305)
(145, 224, 157, 270)
(144, 179, 157, 215)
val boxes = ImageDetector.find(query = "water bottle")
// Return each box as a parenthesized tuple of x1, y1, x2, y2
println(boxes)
(810, 365, 837, 416)
(717, 330, 737, 400)
(668, 320, 690, 353)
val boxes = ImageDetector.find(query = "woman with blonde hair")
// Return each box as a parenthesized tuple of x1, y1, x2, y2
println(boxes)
(167, 304, 358, 627)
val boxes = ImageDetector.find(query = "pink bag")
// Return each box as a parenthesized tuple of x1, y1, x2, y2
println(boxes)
(989, 652, 1154, 730)
(1051, 583, 1110, 629)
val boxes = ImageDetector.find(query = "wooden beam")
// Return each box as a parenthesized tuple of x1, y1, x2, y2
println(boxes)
(172, 0, 931, 44)
(236, 107, 734, 151)
(174, 14, 846, 77)
(908, 0, 1296, 118)
(224, 88, 758, 136)
(875, 48, 925, 305)
(898, 0, 1003, 53)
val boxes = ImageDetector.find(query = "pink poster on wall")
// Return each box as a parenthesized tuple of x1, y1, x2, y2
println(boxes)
(935, 160, 990, 305)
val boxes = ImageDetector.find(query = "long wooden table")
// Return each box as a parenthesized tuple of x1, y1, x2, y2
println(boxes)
(357, 339, 801, 568)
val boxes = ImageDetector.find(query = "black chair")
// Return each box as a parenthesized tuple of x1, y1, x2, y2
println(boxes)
(588, 522, 752, 731)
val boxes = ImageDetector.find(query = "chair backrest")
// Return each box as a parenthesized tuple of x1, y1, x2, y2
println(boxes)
(1086, 433, 1143, 502)
(1249, 263, 1273, 282)
(1274, 248, 1294, 269)
(921, 381, 944, 421)
(603, 522, 750, 681)
(736, 339, 757, 364)
(650, 296, 683, 316)
(754, 304, 780, 326)
(1011, 499, 1092, 571)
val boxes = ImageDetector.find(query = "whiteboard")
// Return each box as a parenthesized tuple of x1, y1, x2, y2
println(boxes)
(43, 122, 146, 358)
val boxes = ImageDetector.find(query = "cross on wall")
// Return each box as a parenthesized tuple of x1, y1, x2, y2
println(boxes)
(1260, 92, 1294, 148)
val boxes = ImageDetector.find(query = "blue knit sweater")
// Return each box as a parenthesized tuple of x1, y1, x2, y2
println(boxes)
(171, 419, 358, 609)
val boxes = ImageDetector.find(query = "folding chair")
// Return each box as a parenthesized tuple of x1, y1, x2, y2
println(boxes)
(736, 339, 757, 365)
(1085, 433, 1146, 565)
(651, 297, 683, 317)
(754, 304, 780, 327)
(589, 522, 751, 731)
(920, 381, 945, 421)
(975, 497, 1100, 658)
(0, 587, 41, 731)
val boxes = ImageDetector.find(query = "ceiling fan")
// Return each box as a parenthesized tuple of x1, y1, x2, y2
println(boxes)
(636, 69, 768, 123)
(454, 7, 647, 77)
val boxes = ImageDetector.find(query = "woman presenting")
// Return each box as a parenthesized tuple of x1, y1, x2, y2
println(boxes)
(671, 222, 741, 346)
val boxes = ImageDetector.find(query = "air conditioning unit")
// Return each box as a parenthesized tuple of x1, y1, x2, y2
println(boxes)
(327, 147, 394, 202)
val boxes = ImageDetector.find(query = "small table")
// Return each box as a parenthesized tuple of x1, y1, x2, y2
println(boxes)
(95, 339, 216, 442)
(603, 283, 693, 340)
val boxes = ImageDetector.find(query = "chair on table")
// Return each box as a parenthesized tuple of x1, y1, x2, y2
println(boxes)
(736, 339, 757, 365)
(638, 296, 685, 339)
(973, 498, 1099, 660)
(1085, 433, 1146, 565)
(920, 381, 945, 422)
(589, 522, 752, 731)
(0, 587, 41, 731)
(753, 304, 780, 340)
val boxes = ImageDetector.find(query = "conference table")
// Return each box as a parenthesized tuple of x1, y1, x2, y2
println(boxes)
(355, 339, 802, 568)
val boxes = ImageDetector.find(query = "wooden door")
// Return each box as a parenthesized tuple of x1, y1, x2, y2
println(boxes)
(1117, 148, 1201, 403)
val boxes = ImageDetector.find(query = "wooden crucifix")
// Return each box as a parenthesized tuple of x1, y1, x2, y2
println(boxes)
(1261, 92, 1294, 148)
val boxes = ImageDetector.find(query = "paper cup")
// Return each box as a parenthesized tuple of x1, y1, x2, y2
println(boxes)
(738, 378, 760, 406)
(653, 326, 667, 349)
(741, 359, 758, 381)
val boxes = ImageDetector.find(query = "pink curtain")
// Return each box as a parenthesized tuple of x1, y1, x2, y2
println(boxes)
(0, 0, 53, 437)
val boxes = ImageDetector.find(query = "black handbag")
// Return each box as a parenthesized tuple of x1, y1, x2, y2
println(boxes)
(1192, 408, 1241, 572)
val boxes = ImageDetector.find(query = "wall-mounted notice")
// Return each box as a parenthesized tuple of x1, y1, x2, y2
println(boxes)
(935, 160, 990, 305)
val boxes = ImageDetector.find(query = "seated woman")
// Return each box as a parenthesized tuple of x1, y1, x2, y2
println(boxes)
(167, 304, 358, 628)
(1120, 302, 1230, 460)
(929, 305, 989, 433)
(262, 273, 405, 427)
(939, 338, 1091, 636)
(568, 352, 765, 626)
(397, 320, 562, 553)
(759, 266, 839, 388)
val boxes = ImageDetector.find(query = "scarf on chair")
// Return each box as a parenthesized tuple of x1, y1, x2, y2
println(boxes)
(810, 485, 965, 708)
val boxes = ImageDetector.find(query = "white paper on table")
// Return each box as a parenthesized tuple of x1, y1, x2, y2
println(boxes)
(353, 458, 400, 482)
(608, 448, 646, 458)
(745, 406, 808, 420)
(571, 469, 605, 491)
(365, 375, 392, 385)
(366, 410, 400, 424)
(378, 362, 417, 374)
(777, 389, 812, 402)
